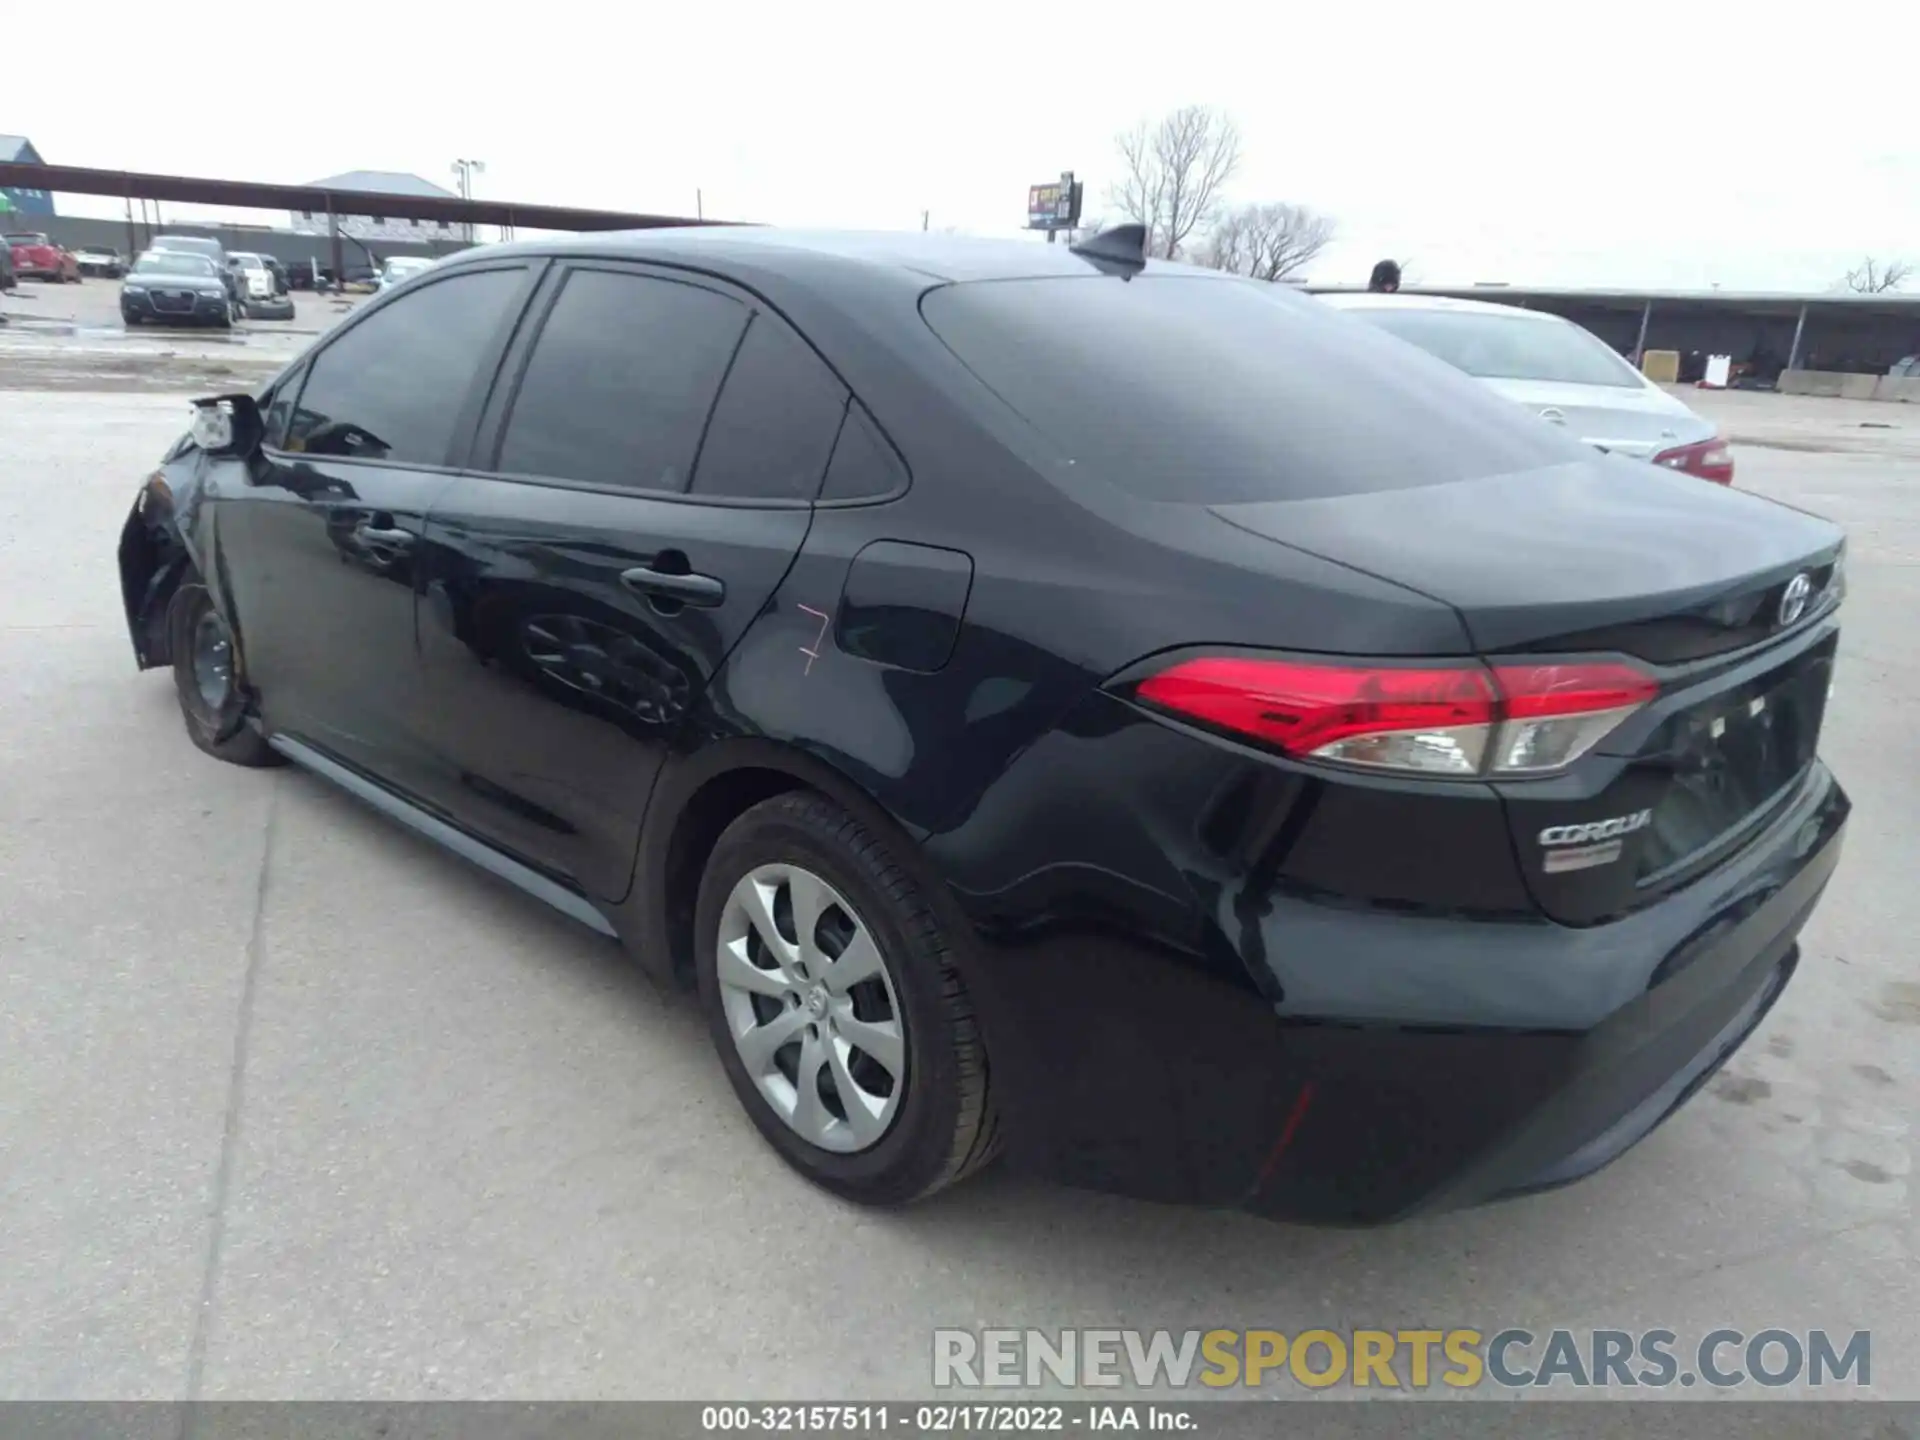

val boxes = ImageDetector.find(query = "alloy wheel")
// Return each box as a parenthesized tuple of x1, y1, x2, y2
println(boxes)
(715, 863, 907, 1154)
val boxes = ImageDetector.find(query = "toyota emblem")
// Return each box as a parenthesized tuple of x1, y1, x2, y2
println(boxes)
(1538, 407, 1567, 425)
(1778, 572, 1813, 627)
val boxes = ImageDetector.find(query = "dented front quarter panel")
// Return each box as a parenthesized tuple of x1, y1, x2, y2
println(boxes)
(116, 434, 215, 670)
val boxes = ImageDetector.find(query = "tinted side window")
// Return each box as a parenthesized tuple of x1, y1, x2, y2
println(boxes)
(287, 268, 524, 464)
(820, 401, 908, 502)
(497, 269, 748, 493)
(262, 363, 305, 450)
(691, 314, 848, 501)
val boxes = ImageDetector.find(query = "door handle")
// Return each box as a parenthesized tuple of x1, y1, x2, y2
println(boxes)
(358, 525, 413, 547)
(621, 565, 725, 608)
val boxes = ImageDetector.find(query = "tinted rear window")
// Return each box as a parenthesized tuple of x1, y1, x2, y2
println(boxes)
(1353, 307, 1646, 388)
(920, 276, 1581, 503)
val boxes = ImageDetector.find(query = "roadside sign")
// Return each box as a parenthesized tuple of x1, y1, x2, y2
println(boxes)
(1026, 171, 1083, 233)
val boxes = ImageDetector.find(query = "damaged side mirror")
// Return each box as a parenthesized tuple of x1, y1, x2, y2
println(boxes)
(189, 393, 265, 458)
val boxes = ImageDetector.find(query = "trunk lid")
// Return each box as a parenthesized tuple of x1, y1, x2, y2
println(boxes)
(1476, 377, 1712, 460)
(1209, 452, 1843, 660)
(1211, 453, 1846, 925)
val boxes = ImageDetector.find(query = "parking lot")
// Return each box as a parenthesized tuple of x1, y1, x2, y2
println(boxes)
(1, 352, 1916, 1400)
(1, 267, 365, 351)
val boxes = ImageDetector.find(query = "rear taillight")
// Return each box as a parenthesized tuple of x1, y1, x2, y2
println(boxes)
(1654, 435, 1734, 485)
(1130, 656, 1658, 778)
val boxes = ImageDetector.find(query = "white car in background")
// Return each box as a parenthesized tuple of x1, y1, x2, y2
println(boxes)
(377, 255, 436, 292)
(1318, 291, 1734, 485)
(224, 252, 277, 303)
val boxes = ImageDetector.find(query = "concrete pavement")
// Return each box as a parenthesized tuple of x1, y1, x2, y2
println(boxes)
(0, 385, 1914, 1402)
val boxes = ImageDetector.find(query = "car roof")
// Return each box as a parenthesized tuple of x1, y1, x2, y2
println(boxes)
(1315, 290, 1568, 324)
(453, 226, 1236, 286)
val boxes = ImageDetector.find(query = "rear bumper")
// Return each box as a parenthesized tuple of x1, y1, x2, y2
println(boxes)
(960, 760, 1848, 1225)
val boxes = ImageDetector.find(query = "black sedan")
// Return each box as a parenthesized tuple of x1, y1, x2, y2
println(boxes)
(115, 227, 1849, 1223)
(121, 250, 234, 328)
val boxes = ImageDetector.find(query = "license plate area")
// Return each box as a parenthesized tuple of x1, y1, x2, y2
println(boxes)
(1635, 639, 1834, 885)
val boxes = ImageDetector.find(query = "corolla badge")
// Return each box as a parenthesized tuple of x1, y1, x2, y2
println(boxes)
(1537, 808, 1652, 875)
(1538, 407, 1567, 425)
(1539, 810, 1652, 847)
(1778, 572, 1813, 627)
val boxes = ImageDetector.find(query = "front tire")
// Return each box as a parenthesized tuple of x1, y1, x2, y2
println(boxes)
(695, 792, 999, 1205)
(167, 582, 284, 768)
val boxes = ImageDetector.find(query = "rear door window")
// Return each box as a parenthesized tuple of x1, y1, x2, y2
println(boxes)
(921, 276, 1585, 503)
(690, 313, 849, 502)
(495, 267, 749, 494)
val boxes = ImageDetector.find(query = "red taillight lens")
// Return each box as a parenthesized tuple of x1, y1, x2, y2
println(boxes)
(1131, 657, 1657, 778)
(1654, 436, 1734, 485)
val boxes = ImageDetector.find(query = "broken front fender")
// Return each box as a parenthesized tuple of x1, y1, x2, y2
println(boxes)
(117, 446, 206, 671)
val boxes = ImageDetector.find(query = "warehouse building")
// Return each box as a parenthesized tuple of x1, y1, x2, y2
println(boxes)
(289, 171, 464, 244)
(0, 135, 56, 217)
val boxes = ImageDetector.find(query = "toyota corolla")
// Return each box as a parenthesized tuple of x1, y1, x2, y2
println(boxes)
(116, 227, 1848, 1223)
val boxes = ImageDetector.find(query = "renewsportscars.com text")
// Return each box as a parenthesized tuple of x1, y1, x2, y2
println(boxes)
(932, 1327, 1871, 1391)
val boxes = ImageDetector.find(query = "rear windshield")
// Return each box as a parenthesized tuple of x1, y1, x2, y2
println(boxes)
(920, 276, 1581, 503)
(1350, 307, 1645, 388)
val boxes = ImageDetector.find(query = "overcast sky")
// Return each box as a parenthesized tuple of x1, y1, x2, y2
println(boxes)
(12, 0, 1917, 291)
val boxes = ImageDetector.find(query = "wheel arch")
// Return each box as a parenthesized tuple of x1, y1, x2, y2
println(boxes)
(617, 737, 948, 990)
(118, 482, 200, 670)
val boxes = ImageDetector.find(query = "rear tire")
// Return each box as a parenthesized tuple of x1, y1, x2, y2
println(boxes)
(695, 792, 999, 1206)
(167, 583, 284, 768)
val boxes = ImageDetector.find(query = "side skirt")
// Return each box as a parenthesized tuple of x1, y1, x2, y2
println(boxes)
(266, 733, 620, 940)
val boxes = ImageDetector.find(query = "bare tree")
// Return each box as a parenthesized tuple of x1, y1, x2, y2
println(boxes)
(1199, 202, 1337, 281)
(1843, 257, 1912, 293)
(1109, 105, 1241, 259)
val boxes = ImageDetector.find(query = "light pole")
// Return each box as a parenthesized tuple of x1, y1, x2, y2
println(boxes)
(451, 158, 486, 243)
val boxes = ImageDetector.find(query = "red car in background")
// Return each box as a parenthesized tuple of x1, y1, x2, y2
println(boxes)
(6, 232, 83, 283)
